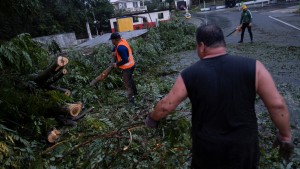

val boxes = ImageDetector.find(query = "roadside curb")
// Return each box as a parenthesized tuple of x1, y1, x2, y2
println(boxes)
(199, 0, 289, 11)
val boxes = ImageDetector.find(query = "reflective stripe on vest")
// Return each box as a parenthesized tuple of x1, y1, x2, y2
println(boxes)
(116, 38, 135, 69)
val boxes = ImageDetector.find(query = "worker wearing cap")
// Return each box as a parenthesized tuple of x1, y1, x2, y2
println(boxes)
(110, 32, 137, 104)
(239, 5, 253, 43)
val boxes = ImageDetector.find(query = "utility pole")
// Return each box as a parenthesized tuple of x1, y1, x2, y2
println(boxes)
(86, 22, 92, 40)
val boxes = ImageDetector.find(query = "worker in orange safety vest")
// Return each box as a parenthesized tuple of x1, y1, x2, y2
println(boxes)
(110, 32, 138, 104)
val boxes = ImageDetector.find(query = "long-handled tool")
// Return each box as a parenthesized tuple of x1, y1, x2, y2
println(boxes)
(226, 25, 242, 37)
(226, 29, 237, 37)
(90, 65, 114, 86)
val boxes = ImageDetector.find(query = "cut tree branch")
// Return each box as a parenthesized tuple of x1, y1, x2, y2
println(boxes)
(34, 55, 69, 87)
(44, 68, 68, 87)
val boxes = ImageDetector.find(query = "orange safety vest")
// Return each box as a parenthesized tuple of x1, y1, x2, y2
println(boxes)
(115, 38, 135, 69)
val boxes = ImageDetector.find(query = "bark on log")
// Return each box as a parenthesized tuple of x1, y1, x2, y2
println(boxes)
(90, 65, 113, 86)
(44, 68, 68, 87)
(34, 56, 69, 87)
(47, 128, 61, 143)
(48, 85, 71, 96)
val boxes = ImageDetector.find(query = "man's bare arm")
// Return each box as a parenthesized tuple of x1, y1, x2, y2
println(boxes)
(150, 75, 188, 121)
(256, 60, 291, 141)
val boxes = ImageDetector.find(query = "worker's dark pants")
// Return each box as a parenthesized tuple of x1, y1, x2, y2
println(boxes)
(122, 66, 137, 103)
(240, 23, 253, 42)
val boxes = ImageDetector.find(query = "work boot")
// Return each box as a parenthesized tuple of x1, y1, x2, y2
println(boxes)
(238, 40, 243, 43)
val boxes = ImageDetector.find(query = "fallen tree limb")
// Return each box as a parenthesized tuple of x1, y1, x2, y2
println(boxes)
(34, 55, 69, 87)
(44, 68, 68, 87)
(55, 122, 144, 163)
(42, 140, 69, 155)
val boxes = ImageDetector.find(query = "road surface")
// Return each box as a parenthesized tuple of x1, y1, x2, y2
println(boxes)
(189, 1, 300, 46)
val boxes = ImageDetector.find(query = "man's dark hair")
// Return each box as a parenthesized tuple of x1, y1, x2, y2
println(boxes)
(196, 24, 226, 48)
(110, 32, 121, 40)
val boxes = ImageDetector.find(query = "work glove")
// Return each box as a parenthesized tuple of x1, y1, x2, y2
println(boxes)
(272, 134, 294, 161)
(144, 115, 158, 128)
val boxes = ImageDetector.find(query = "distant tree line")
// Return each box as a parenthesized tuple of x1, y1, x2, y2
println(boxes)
(0, 0, 114, 42)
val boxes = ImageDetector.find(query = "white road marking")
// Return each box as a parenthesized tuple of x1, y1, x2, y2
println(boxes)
(269, 16, 300, 31)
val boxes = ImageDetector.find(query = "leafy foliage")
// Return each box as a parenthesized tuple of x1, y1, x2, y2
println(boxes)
(0, 33, 48, 73)
(0, 0, 114, 41)
(0, 18, 195, 168)
(0, 123, 35, 168)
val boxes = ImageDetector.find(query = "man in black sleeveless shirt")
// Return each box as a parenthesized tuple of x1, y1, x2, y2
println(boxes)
(144, 24, 293, 168)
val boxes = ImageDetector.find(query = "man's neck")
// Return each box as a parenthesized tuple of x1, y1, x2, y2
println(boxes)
(202, 47, 227, 59)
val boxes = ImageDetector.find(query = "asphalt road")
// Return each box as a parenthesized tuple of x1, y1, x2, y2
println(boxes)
(184, 1, 300, 138)
(190, 1, 300, 46)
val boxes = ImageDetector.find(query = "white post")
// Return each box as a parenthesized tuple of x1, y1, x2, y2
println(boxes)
(86, 22, 92, 40)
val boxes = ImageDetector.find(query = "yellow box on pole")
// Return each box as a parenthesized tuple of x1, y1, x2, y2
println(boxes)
(117, 17, 134, 32)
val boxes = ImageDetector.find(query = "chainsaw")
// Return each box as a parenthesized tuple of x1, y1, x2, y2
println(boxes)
(226, 25, 242, 37)
(90, 65, 114, 86)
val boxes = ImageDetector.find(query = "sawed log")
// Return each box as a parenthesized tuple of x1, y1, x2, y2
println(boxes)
(34, 55, 69, 87)
(62, 102, 83, 117)
(47, 128, 61, 143)
(51, 101, 83, 118)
